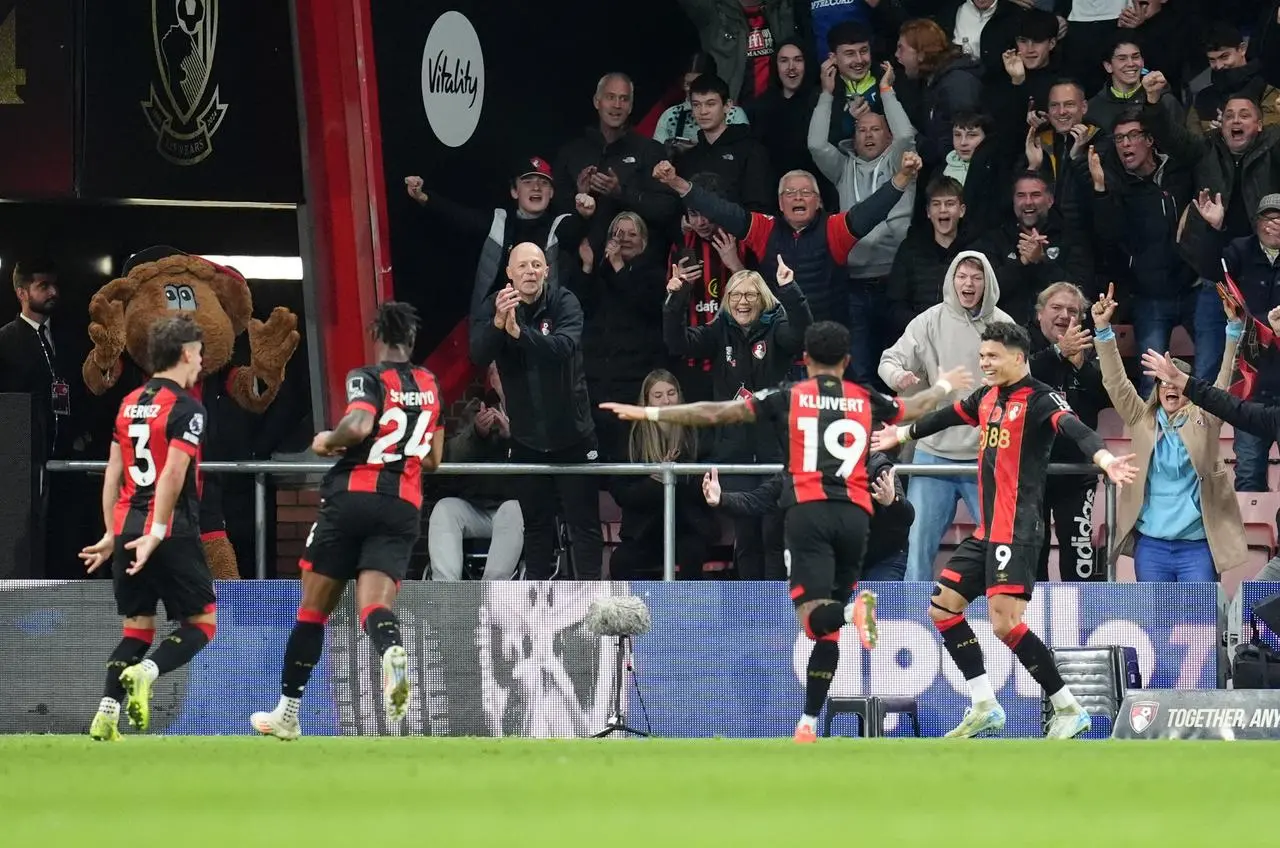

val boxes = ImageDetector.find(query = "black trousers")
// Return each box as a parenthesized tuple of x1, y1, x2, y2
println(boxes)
(609, 533, 709, 580)
(510, 435, 603, 580)
(1038, 475, 1102, 583)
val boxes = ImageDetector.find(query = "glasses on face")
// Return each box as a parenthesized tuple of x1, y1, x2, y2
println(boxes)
(727, 291, 760, 304)
(780, 188, 817, 198)
(1114, 130, 1148, 145)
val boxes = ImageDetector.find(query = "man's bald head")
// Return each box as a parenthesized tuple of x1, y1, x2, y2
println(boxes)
(507, 242, 549, 301)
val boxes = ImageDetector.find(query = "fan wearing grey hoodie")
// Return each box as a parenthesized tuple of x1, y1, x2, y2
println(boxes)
(878, 250, 1012, 583)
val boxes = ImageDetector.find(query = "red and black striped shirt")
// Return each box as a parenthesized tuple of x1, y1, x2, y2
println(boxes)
(910, 376, 1106, 545)
(322, 363, 443, 509)
(747, 375, 904, 511)
(112, 378, 206, 538)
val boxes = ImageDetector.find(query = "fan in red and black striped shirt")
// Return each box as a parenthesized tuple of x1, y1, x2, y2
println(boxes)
(252, 302, 445, 741)
(874, 321, 1137, 740)
(602, 320, 970, 743)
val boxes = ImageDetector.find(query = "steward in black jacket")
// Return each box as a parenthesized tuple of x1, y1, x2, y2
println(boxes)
(471, 274, 593, 454)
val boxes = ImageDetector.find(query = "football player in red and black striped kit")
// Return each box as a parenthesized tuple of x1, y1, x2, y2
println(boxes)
(603, 321, 972, 743)
(81, 316, 216, 740)
(874, 322, 1137, 739)
(252, 303, 444, 740)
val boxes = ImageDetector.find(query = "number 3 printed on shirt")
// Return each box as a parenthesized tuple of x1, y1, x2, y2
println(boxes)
(797, 418, 868, 478)
(127, 423, 157, 487)
(367, 408, 434, 465)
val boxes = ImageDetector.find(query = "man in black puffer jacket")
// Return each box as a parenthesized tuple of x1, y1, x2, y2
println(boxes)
(1027, 283, 1111, 583)
(471, 242, 601, 581)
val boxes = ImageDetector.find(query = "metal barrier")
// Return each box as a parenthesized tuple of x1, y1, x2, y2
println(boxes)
(46, 460, 1116, 582)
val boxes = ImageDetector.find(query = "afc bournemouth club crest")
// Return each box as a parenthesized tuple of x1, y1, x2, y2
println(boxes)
(1129, 700, 1159, 733)
(752, 341, 767, 360)
(142, 0, 229, 165)
(1006, 401, 1023, 421)
(539, 319, 552, 335)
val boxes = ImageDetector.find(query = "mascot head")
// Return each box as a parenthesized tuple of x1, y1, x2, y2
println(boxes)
(96, 245, 249, 375)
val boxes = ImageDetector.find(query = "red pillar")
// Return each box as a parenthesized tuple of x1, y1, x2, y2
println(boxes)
(292, 0, 392, 424)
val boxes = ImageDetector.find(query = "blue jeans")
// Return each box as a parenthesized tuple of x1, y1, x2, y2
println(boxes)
(864, 550, 906, 581)
(1133, 534, 1216, 582)
(904, 449, 982, 582)
(847, 278, 891, 387)
(1131, 285, 1224, 396)
(1233, 389, 1277, 492)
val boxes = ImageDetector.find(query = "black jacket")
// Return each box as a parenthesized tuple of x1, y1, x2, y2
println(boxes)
(749, 84, 838, 210)
(611, 454, 715, 550)
(567, 251, 668, 401)
(1092, 151, 1196, 300)
(914, 55, 985, 168)
(0, 315, 92, 460)
(553, 127, 680, 236)
(1027, 322, 1110, 465)
(973, 209, 1095, 324)
(664, 282, 812, 461)
(470, 285, 594, 453)
(716, 451, 913, 565)
(428, 408, 512, 510)
(1190, 61, 1279, 135)
(673, 123, 775, 213)
(1143, 100, 1280, 242)
(1184, 375, 1280, 445)
(885, 224, 974, 336)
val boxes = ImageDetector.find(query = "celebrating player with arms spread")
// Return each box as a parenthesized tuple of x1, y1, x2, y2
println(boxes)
(252, 302, 444, 740)
(874, 322, 1137, 739)
(603, 321, 973, 743)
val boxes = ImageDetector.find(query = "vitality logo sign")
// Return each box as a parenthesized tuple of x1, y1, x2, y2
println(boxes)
(141, 0, 229, 165)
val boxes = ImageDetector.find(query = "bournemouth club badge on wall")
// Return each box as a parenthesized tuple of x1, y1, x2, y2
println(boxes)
(142, 0, 230, 165)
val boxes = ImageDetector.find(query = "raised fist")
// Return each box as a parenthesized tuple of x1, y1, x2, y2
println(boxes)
(404, 175, 428, 204)
(652, 160, 678, 187)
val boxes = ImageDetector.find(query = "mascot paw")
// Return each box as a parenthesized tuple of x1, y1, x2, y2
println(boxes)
(87, 297, 127, 367)
(203, 536, 241, 581)
(249, 307, 301, 384)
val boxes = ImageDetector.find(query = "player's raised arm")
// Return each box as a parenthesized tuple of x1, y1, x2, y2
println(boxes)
(600, 398, 755, 428)
(1045, 397, 1138, 488)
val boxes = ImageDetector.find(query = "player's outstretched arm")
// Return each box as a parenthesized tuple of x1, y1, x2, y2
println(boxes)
(895, 365, 974, 422)
(1053, 412, 1139, 488)
(600, 399, 755, 428)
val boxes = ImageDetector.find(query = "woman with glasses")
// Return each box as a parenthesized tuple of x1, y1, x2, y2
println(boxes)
(663, 257, 812, 579)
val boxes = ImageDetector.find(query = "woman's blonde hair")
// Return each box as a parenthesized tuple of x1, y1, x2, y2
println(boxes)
(608, 211, 649, 250)
(723, 269, 779, 315)
(628, 370, 698, 464)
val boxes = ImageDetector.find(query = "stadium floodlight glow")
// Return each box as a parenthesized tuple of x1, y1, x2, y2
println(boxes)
(199, 256, 304, 280)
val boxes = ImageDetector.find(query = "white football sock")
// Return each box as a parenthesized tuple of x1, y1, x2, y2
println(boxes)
(139, 659, 160, 682)
(798, 714, 818, 731)
(277, 695, 301, 722)
(968, 674, 996, 706)
(98, 697, 120, 717)
(1049, 687, 1080, 712)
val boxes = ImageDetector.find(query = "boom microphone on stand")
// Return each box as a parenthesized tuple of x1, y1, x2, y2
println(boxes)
(586, 596, 652, 738)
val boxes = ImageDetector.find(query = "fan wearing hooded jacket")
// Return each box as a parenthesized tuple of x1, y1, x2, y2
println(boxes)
(878, 250, 1013, 583)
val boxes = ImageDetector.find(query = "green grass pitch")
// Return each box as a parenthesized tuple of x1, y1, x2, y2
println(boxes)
(3, 736, 1276, 846)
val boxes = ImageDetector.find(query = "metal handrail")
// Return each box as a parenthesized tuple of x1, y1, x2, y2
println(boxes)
(46, 460, 1116, 582)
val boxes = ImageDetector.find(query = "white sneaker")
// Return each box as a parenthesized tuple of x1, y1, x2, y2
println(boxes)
(251, 710, 302, 741)
(382, 645, 410, 724)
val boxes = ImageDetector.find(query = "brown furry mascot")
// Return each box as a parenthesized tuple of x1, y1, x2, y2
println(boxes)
(81, 246, 300, 579)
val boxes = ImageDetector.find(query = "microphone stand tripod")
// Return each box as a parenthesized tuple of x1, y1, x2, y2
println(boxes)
(592, 635, 648, 738)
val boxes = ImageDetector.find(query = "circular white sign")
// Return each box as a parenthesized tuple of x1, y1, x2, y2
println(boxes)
(420, 11, 485, 148)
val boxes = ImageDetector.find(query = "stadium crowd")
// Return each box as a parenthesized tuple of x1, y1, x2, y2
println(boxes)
(401, 0, 1280, 586)
(7, 1, 1280, 588)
